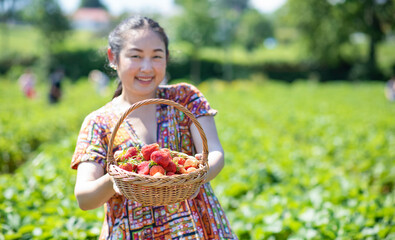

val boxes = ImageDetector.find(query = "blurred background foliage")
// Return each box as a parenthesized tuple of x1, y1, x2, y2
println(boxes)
(0, 0, 394, 83)
(1, 0, 395, 239)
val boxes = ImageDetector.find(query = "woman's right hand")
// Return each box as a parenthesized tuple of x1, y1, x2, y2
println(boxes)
(75, 162, 121, 210)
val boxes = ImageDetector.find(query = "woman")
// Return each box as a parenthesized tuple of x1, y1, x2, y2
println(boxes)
(72, 16, 237, 239)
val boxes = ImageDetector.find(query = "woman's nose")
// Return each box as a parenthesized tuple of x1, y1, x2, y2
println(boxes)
(140, 58, 153, 72)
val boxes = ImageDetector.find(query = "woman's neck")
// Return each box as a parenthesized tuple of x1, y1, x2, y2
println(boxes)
(113, 90, 157, 111)
(120, 90, 157, 105)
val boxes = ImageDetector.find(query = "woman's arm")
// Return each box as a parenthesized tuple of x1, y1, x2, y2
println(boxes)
(74, 161, 116, 210)
(190, 115, 224, 182)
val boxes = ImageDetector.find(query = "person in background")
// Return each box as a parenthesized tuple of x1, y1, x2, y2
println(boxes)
(88, 69, 110, 96)
(18, 68, 36, 99)
(385, 76, 395, 102)
(48, 67, 65, 104)
(71, 16, 237, 239)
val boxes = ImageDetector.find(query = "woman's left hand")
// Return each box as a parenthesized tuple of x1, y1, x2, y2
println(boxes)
(110, 175, 122, 195)
(189, 187, 200, 199)
(187, 153, 204, 199)
(195, 153, 203, 161)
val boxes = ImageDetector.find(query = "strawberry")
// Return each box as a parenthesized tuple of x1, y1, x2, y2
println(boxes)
(149, 165, 165, 176)
(177, 166, 188, 174)
(124, 147, 138, 160)
(173, 157, 186, 166)
(151, 149, 171, 168)
(162, 148, 171, 154)
(134, 154, 143, 162)
(137, 161, 150, 175)
(172, 151, 188, 158)
(119, 162, 136, 172)
(184, 157, 199, 170)
(141, 143, 159, 161)
(165, 161, 177, 173)
(166, 171, 176, 176)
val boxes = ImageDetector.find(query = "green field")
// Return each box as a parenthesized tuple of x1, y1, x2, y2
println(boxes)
(0, 77, 394, 239)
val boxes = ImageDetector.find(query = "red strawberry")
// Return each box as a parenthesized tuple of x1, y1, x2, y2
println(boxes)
(172, 151, 188, 157)
(124, 147, 138, 160)
(137, 161, 150, 175)
(184, 157, 199, 170)
(165, 161, 177, 173)
(149, 165, 165, 176)
(134, 154, 143, 161)
(177, 166, 188, 174)
(141, 143, 159, 161)
(151, 149, 171, 168)
(162, 148, 171, 154)
(166, 171, 176, 176)
(173, 157, 186, 166)
(119, 162, 136, 172)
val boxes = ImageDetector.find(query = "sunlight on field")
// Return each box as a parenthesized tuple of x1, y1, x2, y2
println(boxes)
(0, 78, 394, 239)
(1, 24, 41, 56)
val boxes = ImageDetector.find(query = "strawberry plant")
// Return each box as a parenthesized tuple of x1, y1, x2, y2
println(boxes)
(1, 78, 394, 239)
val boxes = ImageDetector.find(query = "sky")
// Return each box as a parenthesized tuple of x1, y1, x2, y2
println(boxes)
(59, 0, 287, 16)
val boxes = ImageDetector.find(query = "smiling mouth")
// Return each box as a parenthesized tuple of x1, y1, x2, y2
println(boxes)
(136, 76, 154, 82)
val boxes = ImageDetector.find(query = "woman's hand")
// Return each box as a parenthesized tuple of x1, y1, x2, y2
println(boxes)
(190, 116, 225, 183)
(189, 188, 200, 199)
(195, 153, 203, 161)
(110, 176, 122, 195)
(75, 162, 118, 210)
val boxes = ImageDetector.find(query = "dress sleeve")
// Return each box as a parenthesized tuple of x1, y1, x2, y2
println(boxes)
(177, 83, 217, 119)
(71, 114, 108, 170)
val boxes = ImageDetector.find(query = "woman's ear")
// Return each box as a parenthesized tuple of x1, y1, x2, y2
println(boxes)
(107, 48, 116, 68)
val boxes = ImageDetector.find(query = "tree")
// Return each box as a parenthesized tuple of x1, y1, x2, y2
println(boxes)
(0, 0, 17, 52)
(0, 0, 17, 22)
(216, 0, 249, 13)
(235, 9, 274, 50)
(173, 0, 254, 81)
(350, 0, 395, 77)
(172, 0, 217, 82)
(80, 0, 107, 9)
(281, 0, 395, 79)
(23, 0, 69, 49)
(22, 0, 70, 75)
(281, 0, 349, 66)
(173, 0, 216, 47)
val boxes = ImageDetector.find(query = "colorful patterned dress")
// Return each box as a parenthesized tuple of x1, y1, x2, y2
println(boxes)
(71, 83, 237, 239)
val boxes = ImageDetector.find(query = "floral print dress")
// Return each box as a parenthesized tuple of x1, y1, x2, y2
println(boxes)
(71, 83, 237, 239)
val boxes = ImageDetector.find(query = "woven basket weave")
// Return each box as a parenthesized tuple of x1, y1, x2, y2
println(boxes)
(106, 98, 209, 206)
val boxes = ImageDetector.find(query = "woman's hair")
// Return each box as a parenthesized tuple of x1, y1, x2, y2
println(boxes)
(109, 16, 169, 99)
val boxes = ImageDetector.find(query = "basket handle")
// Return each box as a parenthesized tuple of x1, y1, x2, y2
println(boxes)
(106, 98, 209, 171)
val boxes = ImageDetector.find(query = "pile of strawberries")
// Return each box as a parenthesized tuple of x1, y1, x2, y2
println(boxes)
(114, 143, 200, 177)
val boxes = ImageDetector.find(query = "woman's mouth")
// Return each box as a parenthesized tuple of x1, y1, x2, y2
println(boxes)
(136, 76, 154, 82)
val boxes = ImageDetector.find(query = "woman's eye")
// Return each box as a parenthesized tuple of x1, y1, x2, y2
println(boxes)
(153, 56, 163, 59)
(130, 55, 140, 59)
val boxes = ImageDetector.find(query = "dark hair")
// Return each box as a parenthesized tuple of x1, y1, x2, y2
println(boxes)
(109, 16, 169, 99)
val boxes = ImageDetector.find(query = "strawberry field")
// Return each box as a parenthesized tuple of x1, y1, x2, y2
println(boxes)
(0, 78, 394, 239)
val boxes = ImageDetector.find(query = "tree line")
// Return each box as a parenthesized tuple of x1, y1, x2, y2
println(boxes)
(0, 0, 394, 81)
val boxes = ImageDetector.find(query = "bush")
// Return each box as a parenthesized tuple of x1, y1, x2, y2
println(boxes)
(0, 53, 38, 75)
(52, 48, 108, 81)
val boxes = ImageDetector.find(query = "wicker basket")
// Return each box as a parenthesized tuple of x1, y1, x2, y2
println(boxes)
(106, 98, 209, 206)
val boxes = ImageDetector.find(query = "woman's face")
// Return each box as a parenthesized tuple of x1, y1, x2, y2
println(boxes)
(114, 29, 167, 101)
